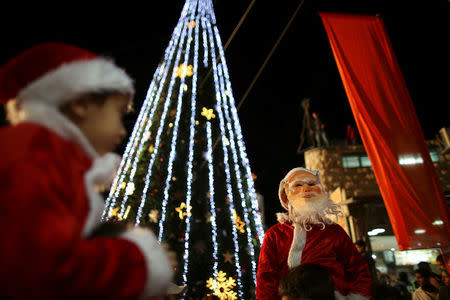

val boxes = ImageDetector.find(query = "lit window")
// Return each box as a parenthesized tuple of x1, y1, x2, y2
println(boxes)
(399, 154, 424, 165)
(429, 150, 440, 162)
(342, 154, 372, 168)
(342, 155, 360, 168)
(360, 156, 372, 167)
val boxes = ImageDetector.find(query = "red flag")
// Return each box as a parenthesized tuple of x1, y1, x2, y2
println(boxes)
(320, 13, 450, 252)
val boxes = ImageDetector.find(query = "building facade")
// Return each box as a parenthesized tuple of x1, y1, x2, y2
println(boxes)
(304, 139, 450, 274)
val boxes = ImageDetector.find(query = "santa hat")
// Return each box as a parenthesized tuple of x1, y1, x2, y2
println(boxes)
(0, 42, 134, 106)
(278, 167, 321, 210)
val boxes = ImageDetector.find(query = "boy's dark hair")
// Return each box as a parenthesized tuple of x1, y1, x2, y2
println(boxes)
(415, 268, 431, 278)
(417, 261, 431, 271)
(279, 263, 335, 300)
(437, 254, 444, 264)
(84, 89, 132, 108)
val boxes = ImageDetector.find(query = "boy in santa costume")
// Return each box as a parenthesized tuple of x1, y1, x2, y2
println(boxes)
(256, 167, 372, 300)
(0, 43, 172, 298)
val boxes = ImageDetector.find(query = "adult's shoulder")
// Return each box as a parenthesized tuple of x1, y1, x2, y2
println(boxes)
(325, 222, 347, 234)
(264, 222, 293, 238)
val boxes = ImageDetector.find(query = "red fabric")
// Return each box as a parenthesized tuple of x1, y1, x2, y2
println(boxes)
(0, 123, 146, 298)
(0, 42, 96, 103)
(256, 222, 372, 299)
(320, 13, 450, 250)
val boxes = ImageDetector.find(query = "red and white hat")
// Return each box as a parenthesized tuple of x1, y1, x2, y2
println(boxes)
(278, 167, 321, 210)
(0, 42, 134, 106)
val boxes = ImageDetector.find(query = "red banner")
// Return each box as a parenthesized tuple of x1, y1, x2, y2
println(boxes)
(320, 13, 450, 252)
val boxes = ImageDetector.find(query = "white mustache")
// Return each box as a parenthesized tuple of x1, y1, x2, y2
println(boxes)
(299, 192, 319, 198)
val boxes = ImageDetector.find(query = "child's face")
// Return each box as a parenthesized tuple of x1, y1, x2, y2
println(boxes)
(442, 271, 449, 286)
(76, 94, 130, 155)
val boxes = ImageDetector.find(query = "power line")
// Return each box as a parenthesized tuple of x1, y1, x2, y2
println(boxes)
(214, 0, 305, 152)
(199, 0, 256, 90)
(237, 0, 305, 110)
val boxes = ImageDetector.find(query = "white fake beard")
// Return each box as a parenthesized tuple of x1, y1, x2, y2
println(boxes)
(277, 193, 342, 231)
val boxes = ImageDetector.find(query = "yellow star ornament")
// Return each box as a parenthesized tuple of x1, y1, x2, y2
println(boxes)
(232, 209, 246, 234)
(187, 21, 196, 28)
(175, 202, 192, 219)
(201, 107, 216, 120)
(110, 207, 120, 218)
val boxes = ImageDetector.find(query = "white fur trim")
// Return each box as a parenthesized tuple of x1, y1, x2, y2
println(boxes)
(18, 102, 120, 236)
(282, 168, 320, 183)
(287, 225, 306, 269)
(335, 291, 370, 300)
(121, 227, 173, 297)
(18, 58, 133, 107)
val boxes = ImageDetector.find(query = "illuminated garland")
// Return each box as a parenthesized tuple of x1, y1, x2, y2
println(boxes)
(205, 121, 219, 276)
(181, 10, 200, 284)
(135, 5, 191, 226)
(206, 19, 243, 296)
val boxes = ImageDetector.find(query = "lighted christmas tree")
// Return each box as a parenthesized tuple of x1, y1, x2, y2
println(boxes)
(102, 0, 264, 298)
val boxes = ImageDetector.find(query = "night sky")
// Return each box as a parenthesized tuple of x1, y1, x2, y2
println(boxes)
(1, 0, 448, 227)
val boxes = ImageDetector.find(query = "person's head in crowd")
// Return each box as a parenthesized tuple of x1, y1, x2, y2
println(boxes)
(442, 269, 450, 287)
(418, 261, 432, 272)
(437, 254, 446, 272)
(379, 274, 392, 286)
(279, 263, 335, 300)
(398, 272, 409, 284)
(354, 240, 366, 254)
(415, 268, 432, 287)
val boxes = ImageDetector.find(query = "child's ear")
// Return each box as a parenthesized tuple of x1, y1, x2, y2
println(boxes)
(61, 97, 91, 119)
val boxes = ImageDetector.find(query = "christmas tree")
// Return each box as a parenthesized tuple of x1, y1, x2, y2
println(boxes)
(102, 0, 264, 298)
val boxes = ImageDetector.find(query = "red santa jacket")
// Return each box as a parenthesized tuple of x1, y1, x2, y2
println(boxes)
(0, 123, 171, 299)
(256, 222, 372, 300)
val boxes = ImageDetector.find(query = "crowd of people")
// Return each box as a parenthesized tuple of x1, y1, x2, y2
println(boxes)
(275, 253, 450, 300)
(370, 256, 449, 300)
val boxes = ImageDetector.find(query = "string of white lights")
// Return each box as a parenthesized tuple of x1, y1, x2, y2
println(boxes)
(201, 15, 209, 67)
(102, 66, 159, 220)
(158, 1, 197, 240)
(206, 120, 219, 276)
(105, 17, 186, 220)
(213, 25, 265, 244)
(181, 9, 201, 284)
(206, 0, 216, 25)
(104, 25, 178, 220)
(104, 0, 192, 220)
(104, 0, 191, 216)
(217, 63, 257, 283)
(206, 14, 243, 297)
(135, 4, 193, 226)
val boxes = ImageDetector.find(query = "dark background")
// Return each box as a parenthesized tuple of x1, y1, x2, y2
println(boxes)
(1, 0, 448, 227)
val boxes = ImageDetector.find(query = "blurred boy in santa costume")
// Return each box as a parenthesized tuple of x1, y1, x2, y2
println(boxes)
(256, 167, 372, 300)
(0, 43, 172, 299)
